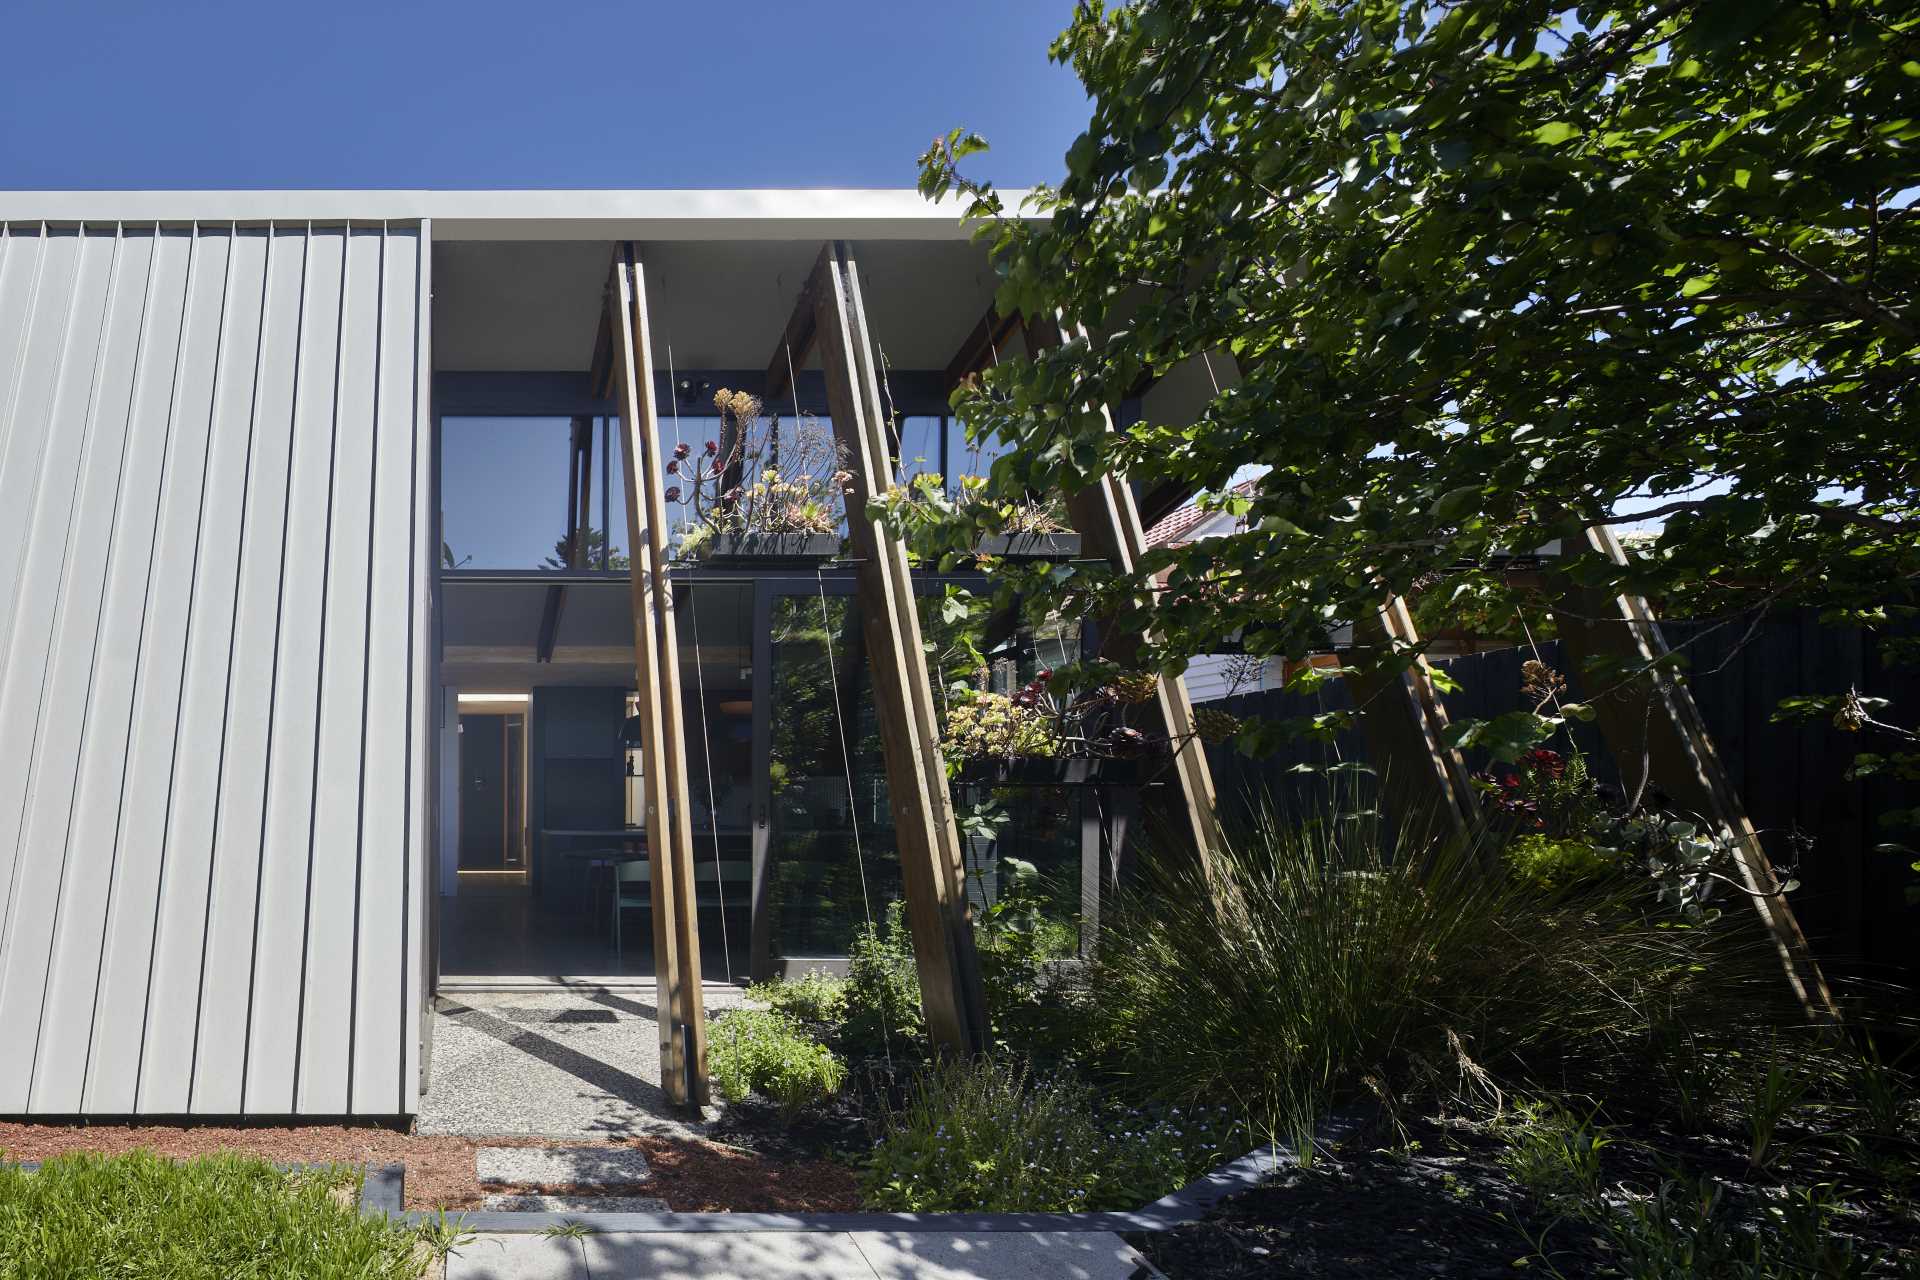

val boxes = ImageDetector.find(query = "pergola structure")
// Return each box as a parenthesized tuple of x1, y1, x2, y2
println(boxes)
(602, 242, 1835, 1105)
(597, 240, 1177, 1073)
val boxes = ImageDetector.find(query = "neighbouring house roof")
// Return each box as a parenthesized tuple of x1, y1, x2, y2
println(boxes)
(1143, 477, 1260, 548)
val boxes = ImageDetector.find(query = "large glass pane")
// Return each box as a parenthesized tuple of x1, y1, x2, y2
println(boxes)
(766, 594, 901, 959)
(946, 414, 1011, 489)
(440, 415, 629, 570)
(678, 581, 755, 978)
(919, 590, 1086, 931)
(896, 415, 943, 483)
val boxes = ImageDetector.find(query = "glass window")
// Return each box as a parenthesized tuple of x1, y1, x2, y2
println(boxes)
(896, 415, 943, 483)
(946, 414, 1010, 489)
(440, 415, 629, 571)
(766, 594, 902, 958)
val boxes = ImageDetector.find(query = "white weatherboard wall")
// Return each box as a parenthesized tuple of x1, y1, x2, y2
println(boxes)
(0, 222, 430, 1116)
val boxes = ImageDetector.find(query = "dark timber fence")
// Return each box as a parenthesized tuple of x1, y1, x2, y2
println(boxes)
(1200, 614, 1920, 987)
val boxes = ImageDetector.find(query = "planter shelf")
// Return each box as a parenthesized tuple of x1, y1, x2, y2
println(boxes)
(954, 755, 1157, 788)
(973, 533, 1081, 560)
(692, 532, 841, 564)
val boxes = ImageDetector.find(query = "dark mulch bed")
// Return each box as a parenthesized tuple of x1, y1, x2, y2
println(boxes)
(1132, 1114, 1920, 1279)
(707, 1051, 911, 1168)
(1134, 1121, 1604, 1279)
(707, 1094, 871, 1165)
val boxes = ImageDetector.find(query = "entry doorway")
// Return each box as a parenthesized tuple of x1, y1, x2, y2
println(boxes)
(458, 709, 527, 873)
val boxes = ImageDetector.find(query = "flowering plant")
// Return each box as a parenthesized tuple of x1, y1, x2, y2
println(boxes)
(941, 666, 1206, 770)
(668, 388, 851, 555)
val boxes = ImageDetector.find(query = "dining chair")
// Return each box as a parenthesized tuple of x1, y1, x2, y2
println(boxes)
(611, 859, 651, 955)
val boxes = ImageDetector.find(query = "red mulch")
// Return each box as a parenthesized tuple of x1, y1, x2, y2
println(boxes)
(0, 1123, 860, 1212)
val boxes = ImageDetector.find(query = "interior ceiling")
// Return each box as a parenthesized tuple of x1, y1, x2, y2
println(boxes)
(432, 239, 1001, 374)
(440, 579, 754, 689)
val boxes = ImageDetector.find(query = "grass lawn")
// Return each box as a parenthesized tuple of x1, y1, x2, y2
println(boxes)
(0, 1151, 434, 1279)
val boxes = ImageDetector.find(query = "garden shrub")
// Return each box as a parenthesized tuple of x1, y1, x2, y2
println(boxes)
(1082, 804, 1785, 1132)
(843, 900, 925, 1055)
(708, 1007, 846, 1115)
(862, 1056, 1240, 1212)
(1504, 834, 1629, 895)
(750, 970, 848, 1024)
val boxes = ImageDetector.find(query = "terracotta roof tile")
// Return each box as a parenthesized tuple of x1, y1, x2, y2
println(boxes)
(1143, 477, 1259, 548)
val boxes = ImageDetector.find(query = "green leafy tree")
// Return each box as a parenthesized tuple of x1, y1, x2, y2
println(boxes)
(914, 0, 1919, 861)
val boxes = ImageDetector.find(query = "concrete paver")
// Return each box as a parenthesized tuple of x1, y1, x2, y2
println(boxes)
(579, 1230, 882, 1279)
(850, 1231, 1155, 1280)
(478, 1146, 652, 1187)
(479, 1194, 670, 1213)
(447, 1233, 589, 1280)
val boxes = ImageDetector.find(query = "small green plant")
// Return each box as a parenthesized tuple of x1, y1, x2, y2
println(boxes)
(414, 1208, 476, 1263)
(1650, 1019, 1722, 1133)
(1500, 1100, 1611, 1208)
(1504, 835, 1628, 896)
(708, 1007, 847, 1115)
(539, 1220, 598, 1240)
(1584, 1175, 1888, 1279)
(749, 970, 849, 1024)
(1745, 1056, 1811, 1171)
(861, 1056, 1240, 1213)
(844, 900, 925, 1055)
(1849, 1033, 1916, 1139)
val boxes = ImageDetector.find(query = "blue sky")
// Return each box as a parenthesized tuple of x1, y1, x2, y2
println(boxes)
(1, 1, 1086, 190)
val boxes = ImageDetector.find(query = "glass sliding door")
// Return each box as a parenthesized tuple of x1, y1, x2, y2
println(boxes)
(677, 581, 755, 981)
(757, 587, 901, 974)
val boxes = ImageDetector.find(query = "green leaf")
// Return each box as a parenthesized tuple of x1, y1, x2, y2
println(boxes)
(1432, 486, 1481, 522)
(1531, 121, 1580, 146)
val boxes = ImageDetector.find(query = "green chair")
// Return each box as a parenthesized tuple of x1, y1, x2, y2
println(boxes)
(694, 860, 752, 910)
(611, 859, 651, 956)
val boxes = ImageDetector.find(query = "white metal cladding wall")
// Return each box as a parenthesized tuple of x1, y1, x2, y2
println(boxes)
(0, 222, 430, 1116)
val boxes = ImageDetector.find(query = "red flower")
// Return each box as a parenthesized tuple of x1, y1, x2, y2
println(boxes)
(666, 459, 679, 475)
(664, 486, 682, 502)
(1036, 668, 1053, 682)
(674, 442, 692, 459)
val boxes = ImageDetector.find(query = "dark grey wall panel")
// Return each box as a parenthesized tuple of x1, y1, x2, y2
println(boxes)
(0, 222, 429, 1117)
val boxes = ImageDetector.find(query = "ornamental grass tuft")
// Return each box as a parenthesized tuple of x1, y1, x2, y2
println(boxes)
(1080, 802, 1791, 1134)
(861, 1056, 1240, 1213)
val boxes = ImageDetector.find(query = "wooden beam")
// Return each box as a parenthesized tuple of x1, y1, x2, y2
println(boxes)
(942, 303, 1025, 392)
(1344, 599, 1478, 838)
(534, 585, 565, 664)
(1551, 526, 1837, 1020)
(1023, 318, 1225, 872)
(763, 273, 822, 408)
(797, 242, 989, 1055)
(610, 245, 711, 1104)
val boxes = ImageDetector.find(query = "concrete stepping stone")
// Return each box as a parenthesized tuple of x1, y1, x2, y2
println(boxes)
(481, 1193, 668, 1212)
(477, 1146, 652, 1187)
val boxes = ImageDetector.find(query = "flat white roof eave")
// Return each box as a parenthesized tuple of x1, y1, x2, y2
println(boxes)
(0, 188, 1039, 240)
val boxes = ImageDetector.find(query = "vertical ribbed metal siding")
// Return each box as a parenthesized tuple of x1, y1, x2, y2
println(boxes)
(0, 222, 429, 1116)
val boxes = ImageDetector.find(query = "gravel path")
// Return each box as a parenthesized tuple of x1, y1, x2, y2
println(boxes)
(418, 985, 746, 1141)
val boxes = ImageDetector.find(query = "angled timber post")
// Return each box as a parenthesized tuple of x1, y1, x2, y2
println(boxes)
(771, 243, 989, 1056)
(1551, 526, 1836, 1019)
(609, 244, 710, 1104)
(1025, 319, 1225, 873)
(1345, 597, 1479, 839)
